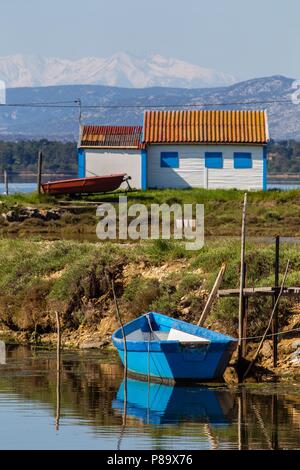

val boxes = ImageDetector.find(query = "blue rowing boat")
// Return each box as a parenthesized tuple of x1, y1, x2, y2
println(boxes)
(112, 378, 234, 425)
(112, 312, 237, 382)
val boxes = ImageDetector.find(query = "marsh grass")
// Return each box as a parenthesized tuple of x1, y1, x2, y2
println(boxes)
(141, 238, 190, 264)
(2, 188, 300, 238)
(0, 192, 56, 206)
(3, 187, 300, 208)
(0, 237, 299, 337)
(76, 187, 300, 206)
(0, 239, 125, 331)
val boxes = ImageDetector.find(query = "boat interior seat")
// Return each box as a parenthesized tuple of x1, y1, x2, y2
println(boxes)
(167, 328, 210, 343)
(125, 328, 210, 343)
(126, 330, 168, 341)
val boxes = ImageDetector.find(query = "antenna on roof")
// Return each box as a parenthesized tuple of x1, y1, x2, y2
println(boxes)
(75, 98, 82, 142)
(75, 98, 82, 125)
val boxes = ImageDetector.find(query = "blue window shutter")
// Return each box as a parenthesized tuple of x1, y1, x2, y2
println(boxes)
(234, 152, 252, 169)
(160, 152, 179, 168)
(205, 152, 223, 169)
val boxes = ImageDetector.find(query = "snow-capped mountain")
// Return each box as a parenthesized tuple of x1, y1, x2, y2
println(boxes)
(0, 52, 237, 88)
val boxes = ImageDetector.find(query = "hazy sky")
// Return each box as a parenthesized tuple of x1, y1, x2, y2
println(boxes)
(0, 0, 299, 80)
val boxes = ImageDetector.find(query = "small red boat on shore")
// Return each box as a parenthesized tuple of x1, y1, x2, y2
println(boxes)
(41, 173, 128, 195)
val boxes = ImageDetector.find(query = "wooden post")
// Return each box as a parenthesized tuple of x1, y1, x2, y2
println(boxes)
(237, 390, 249, 450)
(110, 276, 127, 427)
(4, 170, 8, 196)
(111, 274, 128, 451)
(242, 262, 248, 357)
(251, 402, 273, 449)
(198, 263, 226, 327)
(55, 311, 61, 431)
(37, 150, 43, 194)
(55, 311, 61, 373)
(271, 394, 279, 450)
(238, 193, 247, 364)
(241, 388, 248, 449)
(272, 236, 280, 367)
(111, 278, 127, 379)
(237, 394, 247, 450)
(203, 424, 219, 450)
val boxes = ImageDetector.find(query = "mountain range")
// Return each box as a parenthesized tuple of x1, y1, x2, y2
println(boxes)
(0, 75, 298, 141)
(0, 53, 237, 89)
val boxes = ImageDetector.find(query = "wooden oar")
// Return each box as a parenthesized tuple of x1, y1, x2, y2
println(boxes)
(197, 263, 226, 327)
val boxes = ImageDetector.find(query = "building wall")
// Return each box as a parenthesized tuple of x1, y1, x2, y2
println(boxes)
(147, 144, 265, 190)
(83, 148, 143, 189)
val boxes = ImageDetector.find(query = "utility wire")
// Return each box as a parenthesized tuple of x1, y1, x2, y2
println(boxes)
(78, 98, 294, 109)
(0, 98, 295, 110)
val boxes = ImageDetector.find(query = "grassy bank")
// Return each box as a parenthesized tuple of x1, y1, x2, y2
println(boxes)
(0, 238, 299, 343)
(1, 188, 300, 238)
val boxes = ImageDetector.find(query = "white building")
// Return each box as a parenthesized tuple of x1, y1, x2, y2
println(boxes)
(78, 110, 269, 191)
(78, 125, 145, 190)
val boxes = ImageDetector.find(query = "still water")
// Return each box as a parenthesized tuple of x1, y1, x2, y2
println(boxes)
(0, 345, 299, 450)
(0, 174, 76, 194)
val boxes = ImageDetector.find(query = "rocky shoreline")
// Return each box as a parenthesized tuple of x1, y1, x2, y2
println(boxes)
(1, 322, 300, 384)
(1, 206, 61, 223)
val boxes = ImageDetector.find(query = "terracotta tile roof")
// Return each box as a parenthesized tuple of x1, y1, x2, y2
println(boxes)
(143, 110, 269, 144)
(80, 125, 144, 148)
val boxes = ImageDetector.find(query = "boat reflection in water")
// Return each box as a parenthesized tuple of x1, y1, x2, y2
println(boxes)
(112, 378, 234, 426)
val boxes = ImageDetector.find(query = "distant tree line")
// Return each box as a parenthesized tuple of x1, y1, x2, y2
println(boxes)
(0, 139, 77, 175)
(0, 138, 299, 176)
(268, 140, 300, 174)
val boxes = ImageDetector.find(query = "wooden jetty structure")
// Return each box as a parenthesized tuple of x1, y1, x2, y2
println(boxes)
(217, 193, 300, 376)
(218, 286, 300, 298)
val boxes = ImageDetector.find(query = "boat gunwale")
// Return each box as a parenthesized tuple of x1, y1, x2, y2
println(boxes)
(41, 173, 126, 186)
(112, 312, 237, 350)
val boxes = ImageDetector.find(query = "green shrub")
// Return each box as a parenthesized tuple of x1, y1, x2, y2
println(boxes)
(143, 239, 189, 264)
(124, 277, 161, 314)
(177, 273, 201, 295)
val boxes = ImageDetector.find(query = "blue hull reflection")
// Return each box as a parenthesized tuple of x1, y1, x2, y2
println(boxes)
(112, 378, 234, 425)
